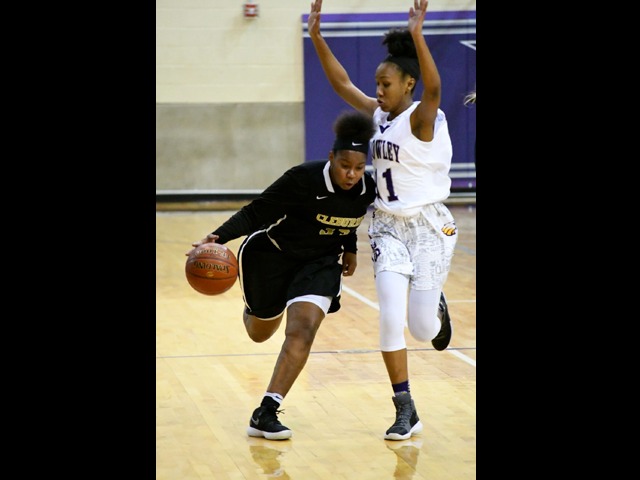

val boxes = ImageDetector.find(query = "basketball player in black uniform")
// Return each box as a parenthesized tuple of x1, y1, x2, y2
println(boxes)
(188, 110, 376, 440)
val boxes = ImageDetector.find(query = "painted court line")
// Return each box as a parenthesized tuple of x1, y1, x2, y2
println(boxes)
(342, 284, 476, 367)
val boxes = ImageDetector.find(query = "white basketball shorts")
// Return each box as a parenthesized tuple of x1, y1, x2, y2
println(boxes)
(368, 203, 458, 290)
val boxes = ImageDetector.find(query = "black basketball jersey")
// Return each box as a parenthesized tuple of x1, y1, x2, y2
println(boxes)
(212, 161, 376, 259)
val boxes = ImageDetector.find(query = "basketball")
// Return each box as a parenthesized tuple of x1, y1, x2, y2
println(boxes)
(185, 242, 238, 295)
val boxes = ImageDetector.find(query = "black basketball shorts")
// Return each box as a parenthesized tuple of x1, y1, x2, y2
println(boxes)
(237, 230, 343, 319)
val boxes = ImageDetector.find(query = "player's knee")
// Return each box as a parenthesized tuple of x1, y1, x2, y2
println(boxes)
(245, 311, 283, 342)
(408, 329, 434, 343)
(285, 321, 318, 347)
(247, 330, 272, 343)
(407, 320, 439, 342)
(284, 326, 322, 357)
(285, 303, 324, 346)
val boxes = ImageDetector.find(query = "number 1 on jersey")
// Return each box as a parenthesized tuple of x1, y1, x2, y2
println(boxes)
(376, 167, 399, 202)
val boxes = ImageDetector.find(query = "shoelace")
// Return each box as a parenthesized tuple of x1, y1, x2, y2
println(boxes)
(395, 403, 413, 424)
(261, 406, 286, 424)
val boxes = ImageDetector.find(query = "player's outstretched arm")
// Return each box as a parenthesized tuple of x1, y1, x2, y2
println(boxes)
(308, 0, 378, 115)
(409, 0, 441, 141)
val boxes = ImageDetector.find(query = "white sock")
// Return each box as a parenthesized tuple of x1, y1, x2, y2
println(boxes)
(264, 392, 284, 405)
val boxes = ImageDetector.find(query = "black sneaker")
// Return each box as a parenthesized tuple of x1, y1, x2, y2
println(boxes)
(384, 394, 423, 441)
(247, 399, 292, 440)
(431, 292, 452, 351)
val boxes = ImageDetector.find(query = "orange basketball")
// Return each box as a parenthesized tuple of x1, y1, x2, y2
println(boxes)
(185, 242, 238, 295)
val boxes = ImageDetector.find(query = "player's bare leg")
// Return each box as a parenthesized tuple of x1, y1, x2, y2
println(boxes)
(266, 301, 325, 396)
(244, 310, 284, 342)
(247, 302, 325, 440)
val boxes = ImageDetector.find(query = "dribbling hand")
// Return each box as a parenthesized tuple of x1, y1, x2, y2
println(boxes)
(186, 233, 219, 256)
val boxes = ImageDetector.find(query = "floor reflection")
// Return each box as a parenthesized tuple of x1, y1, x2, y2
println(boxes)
(385, 438, 424, 480)
(248, 437, 292, 479)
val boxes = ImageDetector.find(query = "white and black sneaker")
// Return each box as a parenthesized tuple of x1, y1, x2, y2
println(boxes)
(432, 292, 452, 351)
(247, 398, 292, 440)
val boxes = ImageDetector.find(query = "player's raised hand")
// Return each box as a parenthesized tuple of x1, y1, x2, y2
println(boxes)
(308, 0, 323, 37)
(408, 0, 428, 34)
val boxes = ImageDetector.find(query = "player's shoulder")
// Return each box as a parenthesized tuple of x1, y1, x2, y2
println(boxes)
(288, 160, 325, 173)
(372, 107, 385, 123)
(282, 160, 325, 187)
(284, 160, 325, 179)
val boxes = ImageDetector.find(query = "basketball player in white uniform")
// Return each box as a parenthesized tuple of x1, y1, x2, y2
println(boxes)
(309, 0, 458, 440)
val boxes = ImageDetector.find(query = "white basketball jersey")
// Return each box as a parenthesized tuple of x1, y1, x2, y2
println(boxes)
(371, 102, 453, 216)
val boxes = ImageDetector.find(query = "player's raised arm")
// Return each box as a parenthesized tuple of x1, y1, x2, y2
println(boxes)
(308, 0, 378, 116)
(408, 0, 441, 141)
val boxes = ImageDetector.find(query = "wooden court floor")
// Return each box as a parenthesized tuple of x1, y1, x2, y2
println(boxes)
(156, 203, 476, 480)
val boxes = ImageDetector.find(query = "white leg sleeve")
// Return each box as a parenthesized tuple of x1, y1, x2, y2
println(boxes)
(407, 288, 441, 342)
(376, 271, 410, 352)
